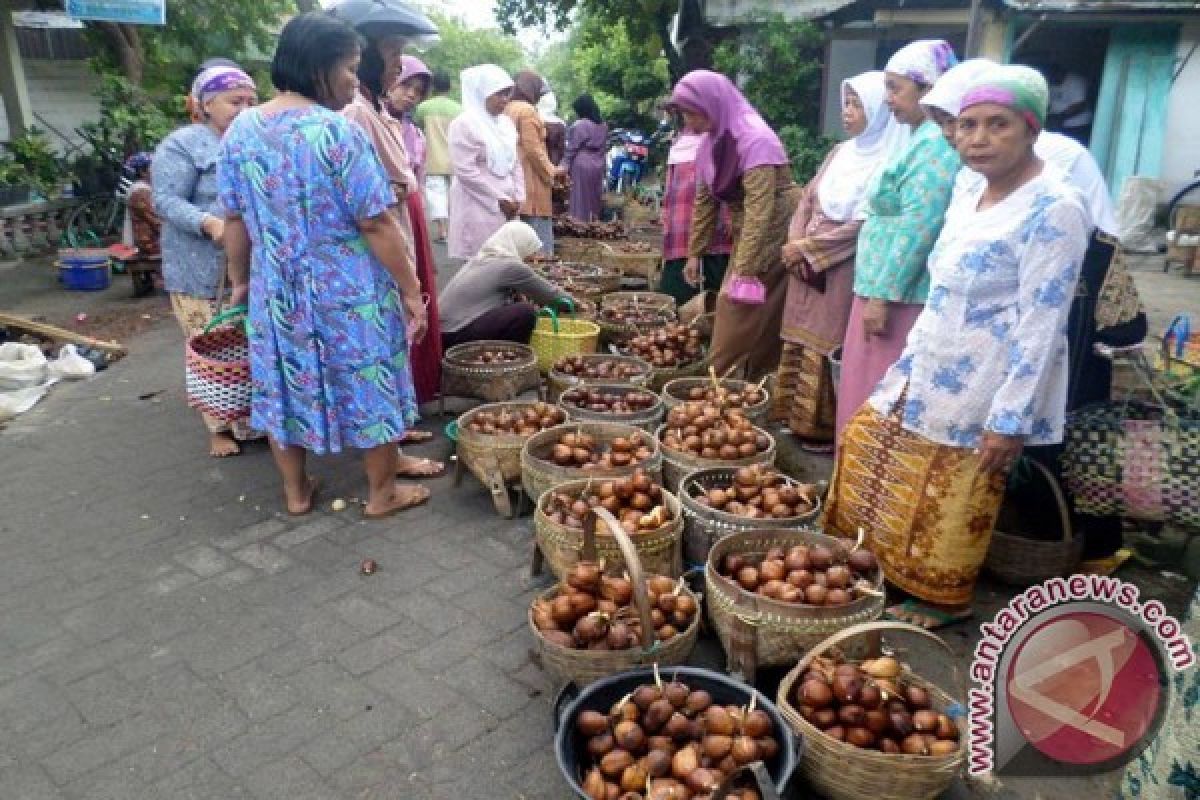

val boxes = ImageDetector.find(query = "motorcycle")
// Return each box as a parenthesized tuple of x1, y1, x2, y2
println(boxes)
(606, 129, 650, 194)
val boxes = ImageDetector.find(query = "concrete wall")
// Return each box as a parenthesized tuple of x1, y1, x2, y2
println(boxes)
(0, 59, 100, 153)
(822, 38, 877, 139)
(1161, 21, 1200, 197)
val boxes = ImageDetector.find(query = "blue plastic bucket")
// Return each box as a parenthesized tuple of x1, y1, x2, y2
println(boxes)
(58, 249, 111, 291)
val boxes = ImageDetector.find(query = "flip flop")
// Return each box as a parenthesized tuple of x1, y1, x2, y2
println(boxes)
(400, 429, 435, 444)
(363, 485, 431, 520)
(885, 599, 973, 631)
(285, 477, 320, 517)
(396, 456, 446, 478)
(1078, 547, 1133, 577)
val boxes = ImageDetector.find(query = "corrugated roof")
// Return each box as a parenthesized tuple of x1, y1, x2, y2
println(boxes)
(701, 0, 858, 26)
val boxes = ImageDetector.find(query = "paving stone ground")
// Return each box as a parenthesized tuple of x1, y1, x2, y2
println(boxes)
(1, 248, 1196, 799)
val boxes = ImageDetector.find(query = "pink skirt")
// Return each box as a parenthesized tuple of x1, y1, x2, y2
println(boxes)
(835, 295, 924, 442)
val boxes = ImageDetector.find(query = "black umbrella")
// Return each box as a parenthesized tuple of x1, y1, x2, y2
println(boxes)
(326, 0, 438, 38)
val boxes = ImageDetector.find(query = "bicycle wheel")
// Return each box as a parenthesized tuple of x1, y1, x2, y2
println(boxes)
(66, 197, 122, 248)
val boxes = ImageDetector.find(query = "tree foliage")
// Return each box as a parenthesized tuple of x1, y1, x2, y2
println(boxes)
(537, 14, 669, 130)
(496, 0, 684, 81)
(713, 14, 833, 182)
(414, 12, 526, 92)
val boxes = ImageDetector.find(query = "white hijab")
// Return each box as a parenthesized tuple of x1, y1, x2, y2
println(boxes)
(816, 71, 909, 222)
(474, 220, 544, 263)
(537, 91, 564, 127)
(460, 64, 518, 177)
(922, 59, 997, 118)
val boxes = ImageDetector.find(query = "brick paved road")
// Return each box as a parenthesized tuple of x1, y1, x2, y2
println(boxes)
(0, 322, 570, 799)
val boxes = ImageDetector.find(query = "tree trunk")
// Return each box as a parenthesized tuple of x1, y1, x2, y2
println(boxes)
(94, 21, 144, 85)
(654, 11, 685, 84)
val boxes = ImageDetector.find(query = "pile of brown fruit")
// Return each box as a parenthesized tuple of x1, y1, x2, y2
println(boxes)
(792, 655, 962, 756)
(608, 241, 657, 254)
(532, 563, 698, 650)
(600, 306, 675, 330)
(674, 383, 765, 410)
(555, 216, 627, 239)
(543, 430, 655, 470)
(464, 403, 566, 435)
(542, 470, 674, 534)
(562, 387, 660, 415)
(661, 405, 770, 461)
(690, 465, 817, 520)
(459, 346, 527, 366)
(575, 673, 780, 800)
(553, 356, 650, 383)
(621, 325, 704, 369)
(718, 543, 879, 607)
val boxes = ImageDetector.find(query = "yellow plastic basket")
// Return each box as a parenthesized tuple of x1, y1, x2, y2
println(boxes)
(529, 306, 600, 373)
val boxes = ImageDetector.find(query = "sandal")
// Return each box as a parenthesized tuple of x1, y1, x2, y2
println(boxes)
(285, 477, 320, 517)
(885, 599, 973, 631)
(396, 455, 446, 478)
(363, 485, 431, 520)
(400, 429, 434, 444)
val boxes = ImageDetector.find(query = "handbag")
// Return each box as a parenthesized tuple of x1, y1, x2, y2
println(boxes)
(1062, 344, 1200, 528)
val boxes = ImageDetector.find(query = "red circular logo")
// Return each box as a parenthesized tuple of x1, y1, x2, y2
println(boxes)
(1005, 612, 1163, 766)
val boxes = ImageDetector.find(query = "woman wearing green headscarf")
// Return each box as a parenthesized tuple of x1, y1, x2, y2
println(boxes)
(824, 65, 1091, 628)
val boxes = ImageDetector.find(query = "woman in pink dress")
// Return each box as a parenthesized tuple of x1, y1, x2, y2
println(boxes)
(447, 65, 525, 261)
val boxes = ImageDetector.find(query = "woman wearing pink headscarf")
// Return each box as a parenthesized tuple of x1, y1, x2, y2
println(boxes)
(668, 70, 799, 380)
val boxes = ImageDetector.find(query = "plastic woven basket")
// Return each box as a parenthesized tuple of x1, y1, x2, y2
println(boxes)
(529, 306, 600, 374)
(185, 306, 251, 421)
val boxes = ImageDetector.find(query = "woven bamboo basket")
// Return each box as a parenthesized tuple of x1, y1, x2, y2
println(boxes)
(705, 529, 883, 682)
(529, 508, 700, 686)
(777, 622, 967, 800)
(656, 424, 777, 493)
(595, 243, 662, 282)
(646, 355, 709, 392)
(529, 311, 601, 374)
(662, 376, 772, 427)
(440, 341, 540, 413)
(680, 467, 822, 567)
(520, 421, 663, 502)
(598, 308, 676, 348)
(545, 354, 652, 402)
(985, 458, 1081, 584)
(455, 401, 564, 517)
(600, 291, 677, 313)
(533, 478, 684, 580)
(558, 383, 665, 433)
(557, 238, 603, 262)
(622, 200, 659, 228)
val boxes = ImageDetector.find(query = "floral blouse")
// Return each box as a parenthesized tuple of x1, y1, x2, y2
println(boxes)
(853, 120, 960, 304)
(870, 172, 1089, 448)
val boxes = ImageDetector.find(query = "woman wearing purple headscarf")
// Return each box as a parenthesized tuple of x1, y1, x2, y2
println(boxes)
(154, 62, 258, 457)
(668, 70, 799, 380)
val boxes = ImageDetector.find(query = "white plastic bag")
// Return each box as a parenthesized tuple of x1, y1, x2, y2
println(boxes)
(47, 344, 96, 380)
(1116, 176, 1164, 253)
(0, 342, 48, 390)
(0, 385, 49, 420)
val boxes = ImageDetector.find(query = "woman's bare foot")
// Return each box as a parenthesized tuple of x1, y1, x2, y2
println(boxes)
(400, 429, 434, 444)
(364, 483, 431, 519)
(396, 453, 445, 478)
(209, 432, 241, 458)
(283, 476, 319, 516)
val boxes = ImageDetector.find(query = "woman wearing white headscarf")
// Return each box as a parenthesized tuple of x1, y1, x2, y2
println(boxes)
(447, 65, 525, 260)
(773, 71, 908, 449)
(438, 220, 568, 347)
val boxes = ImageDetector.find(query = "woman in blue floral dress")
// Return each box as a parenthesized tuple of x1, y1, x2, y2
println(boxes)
(217, 13, 431, 518)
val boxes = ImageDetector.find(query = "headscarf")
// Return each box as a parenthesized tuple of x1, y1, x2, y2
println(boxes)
(474, 220, 543, 263)
(537, 91, 564, 127)
(512, 70, 545, 105)
(460, 64, 518, 177)
(667, 131, 704, 165)
(960, 64, 1050, 132)
(816, 71, 909, 222)
(921, 59, 996, 118)
(572, 94, 603, 125)
(884, 39, 958, 87)
(668, 70, 788, 204)
(397, 55, 432, 97)
(191, 65, 256, 106)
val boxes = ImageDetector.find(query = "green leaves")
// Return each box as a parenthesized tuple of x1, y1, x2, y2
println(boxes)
(418, 12, 526, 92)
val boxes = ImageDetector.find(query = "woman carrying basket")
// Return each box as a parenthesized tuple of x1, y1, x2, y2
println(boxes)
(217, 13, 431, 518)
(438, 221, 571, 348)
(154, 61, 259, 457)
